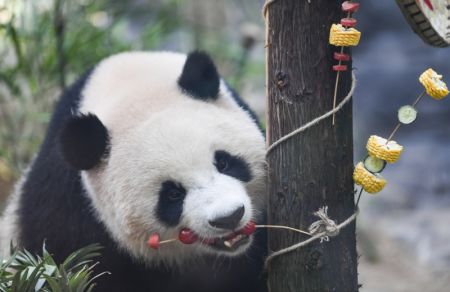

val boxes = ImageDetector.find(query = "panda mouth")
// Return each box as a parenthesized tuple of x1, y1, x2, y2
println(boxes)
(198, 221, 256, 252)
(202, 232, 250, 252)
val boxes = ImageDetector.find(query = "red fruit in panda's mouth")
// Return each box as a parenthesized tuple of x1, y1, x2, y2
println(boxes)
(147, 222, 257, 251)
(181, 221, 256, 252)
(241, 221, 256, 235)
(179, 228, 198, 244)
(147, 233, 160, 249)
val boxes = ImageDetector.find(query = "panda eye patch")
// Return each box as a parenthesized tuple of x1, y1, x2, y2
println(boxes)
(156, 180, 186, 226)
(214, 150, 252, 182)
(168, 188, 184, 201)
(161, 181, 186, 201)
(215, 155, 229, 172)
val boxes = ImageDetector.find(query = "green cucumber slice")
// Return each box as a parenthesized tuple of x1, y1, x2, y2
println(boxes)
(363, 155, 386, 173)
(398, 105, 417, 124)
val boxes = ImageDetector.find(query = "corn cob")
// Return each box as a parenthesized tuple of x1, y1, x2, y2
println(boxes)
(419, 68, 449, 100)
(353, 162, 387, 194)
(366, 135, 403, 163)
(329, 24, 361, 46)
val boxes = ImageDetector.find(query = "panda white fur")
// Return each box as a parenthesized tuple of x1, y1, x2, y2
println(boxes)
(0, 51, 267, 292)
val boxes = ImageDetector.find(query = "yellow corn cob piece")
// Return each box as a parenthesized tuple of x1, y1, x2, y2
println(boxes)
(366, 135, 403, 163)
(419, 68, 449, 100)
(329, 24, 361, 47)
(353, 162, 386, 194)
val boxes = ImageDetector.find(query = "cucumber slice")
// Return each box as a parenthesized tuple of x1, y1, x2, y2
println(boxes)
(363, 155, 386, 173)
(398, 105, 417, 125)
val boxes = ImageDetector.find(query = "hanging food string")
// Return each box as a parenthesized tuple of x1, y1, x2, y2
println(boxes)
(353, 68, 449, 206)
(329, 0, 361, 125)
(387, 68, 449, 142)
(146, 221, 312, 250)
(147, 222, 258, 249)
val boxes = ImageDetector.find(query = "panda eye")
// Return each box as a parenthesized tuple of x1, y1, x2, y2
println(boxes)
(168, 188, 184, 201)
(215, 155, 229, 172)
(214, 150, 252, 182)
(157, 180, 186, 226)
(160, 181, 186, 202)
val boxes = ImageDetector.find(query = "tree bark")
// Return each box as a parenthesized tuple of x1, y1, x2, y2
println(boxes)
(265, 1, 358, 291)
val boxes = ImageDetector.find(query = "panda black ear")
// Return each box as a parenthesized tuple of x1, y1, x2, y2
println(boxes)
(178, 51, 220, 100)
(59, 113, 109, 170)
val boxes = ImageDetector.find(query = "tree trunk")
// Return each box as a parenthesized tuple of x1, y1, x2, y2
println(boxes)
(265, 1, 358, 291)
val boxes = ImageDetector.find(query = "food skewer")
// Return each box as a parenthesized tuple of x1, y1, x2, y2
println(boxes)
(146, 221, 312, 249)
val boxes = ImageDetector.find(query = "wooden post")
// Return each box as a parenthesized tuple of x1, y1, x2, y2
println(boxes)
(265, 1, 358, 291)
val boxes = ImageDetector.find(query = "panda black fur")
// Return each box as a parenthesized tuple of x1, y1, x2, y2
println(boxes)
(0, 51, 267, 292)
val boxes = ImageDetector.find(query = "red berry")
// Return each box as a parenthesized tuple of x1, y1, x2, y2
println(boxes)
(333, 65, 348, 71)
(179, 228, 198, 244)
(333, 52, 351, 62)
(340, 18, 357, 27)
(342, 1, 360, 12)
(240, 221, 256, 236)
(147, 233, 160, 249)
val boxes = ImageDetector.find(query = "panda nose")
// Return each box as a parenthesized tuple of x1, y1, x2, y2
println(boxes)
(209, 205, 245, 230)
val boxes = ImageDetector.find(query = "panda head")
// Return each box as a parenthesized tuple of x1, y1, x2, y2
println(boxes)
(59, 51, 266, 266)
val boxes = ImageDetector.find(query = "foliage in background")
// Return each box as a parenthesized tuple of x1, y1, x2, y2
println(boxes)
(0, 0, 181, 179)
(0, 244, 106, 292)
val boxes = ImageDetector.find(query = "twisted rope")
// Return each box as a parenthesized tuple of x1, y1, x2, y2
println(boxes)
(266, 72, 356, 155)
(264, 207, 358, 269)
(308, 206, 340, 242)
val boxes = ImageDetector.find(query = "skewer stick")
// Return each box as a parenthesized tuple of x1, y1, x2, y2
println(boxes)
(386, 90, 426, 143)
(355, 187, 364, 208)
(159, 238, 177, 245)
(332, 10, 351, 125)
(331, 47, 344, 125)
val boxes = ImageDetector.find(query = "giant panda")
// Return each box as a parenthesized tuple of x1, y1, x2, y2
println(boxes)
(0, 51, 267, 292)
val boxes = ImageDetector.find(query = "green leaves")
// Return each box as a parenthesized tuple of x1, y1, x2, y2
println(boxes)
(0, 243, 106, 292)
(0, 0, 184, 178)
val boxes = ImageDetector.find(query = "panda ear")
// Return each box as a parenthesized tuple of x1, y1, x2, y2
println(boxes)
(59, 113, 110, 170)
(178, 51, 220, 100)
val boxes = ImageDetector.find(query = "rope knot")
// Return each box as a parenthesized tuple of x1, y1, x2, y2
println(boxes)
(308, 206, 339, 242)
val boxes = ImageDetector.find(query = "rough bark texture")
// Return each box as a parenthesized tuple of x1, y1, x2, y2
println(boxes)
(265, 1, 358, 291)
